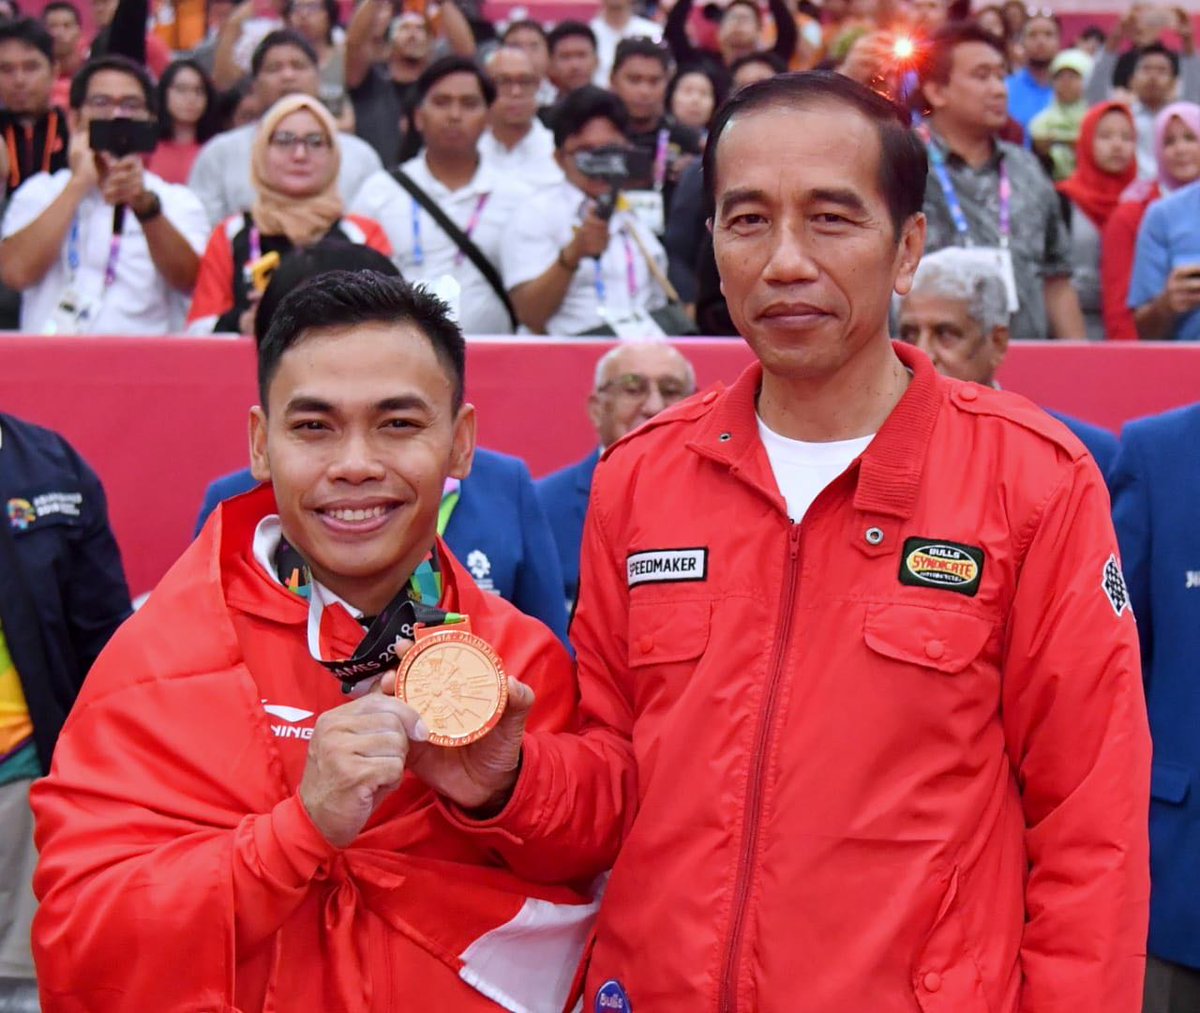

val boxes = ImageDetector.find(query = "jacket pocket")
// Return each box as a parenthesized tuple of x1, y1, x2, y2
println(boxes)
(912, 867, 990, 1013)
(1150, 761, 1192, 805)
(627, 598, 711, 668)
(863, 604, 993, 674)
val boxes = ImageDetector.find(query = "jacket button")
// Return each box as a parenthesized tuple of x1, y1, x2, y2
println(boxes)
(703, 391, 718, 404)
(922, 972, 942, 992)
(925, 640, 945, 660)
(957, 386, 978, 402)
(638, 635, 654, 654)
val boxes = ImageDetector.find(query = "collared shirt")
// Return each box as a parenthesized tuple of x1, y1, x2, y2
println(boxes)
(589, 13, 663, 84)
(1005, 67, 1054, 137)
(478, 120, 563, 189)
(1128, 180, 1200, 342)
(921, 131, 1071, 340)
(500, 178, 668, 336)
(0, 169, 210, 336)
(351, 157, 531, 334)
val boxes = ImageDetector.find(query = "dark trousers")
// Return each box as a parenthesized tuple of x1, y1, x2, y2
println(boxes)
(1146, 956, 1200, 1013)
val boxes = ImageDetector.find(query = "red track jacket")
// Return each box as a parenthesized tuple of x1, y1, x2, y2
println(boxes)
(459, 342, 1151, 1012)
(31, 486, 595, 1012)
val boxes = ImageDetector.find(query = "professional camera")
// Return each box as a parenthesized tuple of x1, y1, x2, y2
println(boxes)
(88, 118, 159, 158)
(574, 145, 655, 220)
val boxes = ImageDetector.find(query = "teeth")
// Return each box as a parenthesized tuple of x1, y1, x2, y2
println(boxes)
(327, 505, 389, 522)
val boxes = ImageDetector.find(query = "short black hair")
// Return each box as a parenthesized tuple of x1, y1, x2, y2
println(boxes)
(723, 0, 763, 25)
(703, 71, 927, 239)
(0, 16, 53, 64)
(415, 54, 496, 106)
(41, 0, 79, 23)
(1079, 24, 1105, 43)
(550, 84, 628, 148)
(502, 18, 547, 45)
(918, 21, 1007, 89)
(158, 58, 222, 143)
(258, 272, 467, 412)
(612, 36, 670, 76)
(283, 0, 338, 40)
(547, 20, 596, 56)
(1133, 42, 1179, 78)
(255, 241, 400, 345)
(251, 28, 317, 78)
(68, 54, 157, 114)
(728, 50, 786, 80)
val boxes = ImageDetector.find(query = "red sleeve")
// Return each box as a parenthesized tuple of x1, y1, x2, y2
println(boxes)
(187, 223, 236, 330)
(1101, 201, 1145, 342)
(347, 213, 393, 258)
(1001, 456, 1151, 1010)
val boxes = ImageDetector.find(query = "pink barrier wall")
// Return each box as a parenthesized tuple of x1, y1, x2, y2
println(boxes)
(2, 335, 1198, 596)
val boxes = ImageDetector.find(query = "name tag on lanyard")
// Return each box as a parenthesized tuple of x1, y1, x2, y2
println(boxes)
(47, 214, 122, 335)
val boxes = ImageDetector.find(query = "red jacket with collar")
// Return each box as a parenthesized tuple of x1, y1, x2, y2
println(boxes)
(30, 485, 594, 1013)
(459, 342, 1151, 1012)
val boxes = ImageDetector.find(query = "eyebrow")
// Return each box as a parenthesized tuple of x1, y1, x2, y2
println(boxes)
(718, 185, 872, 217)
(283, 394, 433, 415)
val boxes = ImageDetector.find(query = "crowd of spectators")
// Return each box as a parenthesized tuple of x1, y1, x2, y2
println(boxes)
(0, 0, 1192, 341)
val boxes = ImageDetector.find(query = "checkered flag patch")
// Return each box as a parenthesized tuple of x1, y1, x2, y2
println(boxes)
(1102, 554, 1130, 618)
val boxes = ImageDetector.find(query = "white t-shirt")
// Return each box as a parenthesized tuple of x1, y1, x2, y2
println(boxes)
(500, 178, 667, 336)
(757, 415, 875, 524)
(589, 14, 664, 85)
(350, 157, 532, 335)
(478, 120, 563, 190)
(1, 169, 210, 336)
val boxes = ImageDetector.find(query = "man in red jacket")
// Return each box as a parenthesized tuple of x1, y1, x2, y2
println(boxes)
(30, 273, 594, 1012)
(422, 73, 1153, 1010)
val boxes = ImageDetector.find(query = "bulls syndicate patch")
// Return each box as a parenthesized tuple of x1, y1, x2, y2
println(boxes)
(899, 537, 984, 597)
(595, 980, 631, 1012)
(626, 548, 707, 588)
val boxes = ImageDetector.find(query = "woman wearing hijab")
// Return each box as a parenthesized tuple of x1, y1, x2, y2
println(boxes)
(1102, 102, 1200, 341)
(1058, 101, 1138, 341)
(186, 94, 391, 335)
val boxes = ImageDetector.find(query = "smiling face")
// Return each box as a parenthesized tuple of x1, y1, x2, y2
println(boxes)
(249, 322, 475, 614)
(1092, 108, 1136, 175)
(710, 102, 923, 382)
(264, 106, 335, 196)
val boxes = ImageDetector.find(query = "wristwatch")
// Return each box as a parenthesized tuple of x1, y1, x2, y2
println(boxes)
(132, 190, 163, 223)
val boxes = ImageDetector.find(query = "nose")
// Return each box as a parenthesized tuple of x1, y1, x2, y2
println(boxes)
(640, 384, 666, 417)
(327, 434, 386, 483)
(910, 328, 939, 363)
(760, 219, 820, 286)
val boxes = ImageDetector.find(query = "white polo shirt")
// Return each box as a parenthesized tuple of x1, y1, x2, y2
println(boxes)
(478, 120, 563, 190)
(589, 13, 663, 84)
(350, 156, 531, 335)
(1, 169, 210, 336)
(500, 178, 667, 337)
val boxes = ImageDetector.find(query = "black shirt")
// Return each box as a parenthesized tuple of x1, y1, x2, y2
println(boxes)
(351, 65, 419, 169)
(626, 115, 702, 218)
(0, 107, 69, 197)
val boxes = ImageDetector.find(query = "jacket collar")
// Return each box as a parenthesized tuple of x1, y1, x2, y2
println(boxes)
(686, 340, 942, 521)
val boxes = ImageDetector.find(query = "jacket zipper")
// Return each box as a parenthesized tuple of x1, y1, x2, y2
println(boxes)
(718, 524, 802, 1013)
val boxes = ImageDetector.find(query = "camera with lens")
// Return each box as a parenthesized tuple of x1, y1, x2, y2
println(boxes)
(88, 118, 159, 158)
(574, 145, 655, 220)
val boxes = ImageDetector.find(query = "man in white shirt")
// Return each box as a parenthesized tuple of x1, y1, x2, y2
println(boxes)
(351, 57, 528, 335)
(0, 55, 208, 335)
(188, 29, 382, 226)
(501, 85, 668, 336)
(589, 0, 661, 85)
(479, 46, 562, 188)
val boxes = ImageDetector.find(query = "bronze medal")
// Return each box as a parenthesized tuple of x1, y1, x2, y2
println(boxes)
(395, 619, 508, 747)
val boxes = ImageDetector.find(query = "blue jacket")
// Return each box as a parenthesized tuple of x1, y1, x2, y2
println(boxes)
(1047, 410, 1119, 489)
(194, 449, 569, 646)
(1110, 402, 1200, 970)
(534, 448, 601, 606)
(0, 414, 131, 773)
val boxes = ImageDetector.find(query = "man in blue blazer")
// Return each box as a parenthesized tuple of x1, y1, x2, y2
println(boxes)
(1110, 403, 1200, 1011)
(195, 447, 570, 647)
(536, 342, 697, 607)
(896, 248, 1119, 485)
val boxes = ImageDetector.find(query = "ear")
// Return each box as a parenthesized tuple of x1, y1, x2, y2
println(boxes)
(249, 406, 272, 483)
(448, 402, 477, 481)
(413, 105, 427, 136)
(891, 213, 927, 298)
(586, 390, 604, 433)
(920, 79, 944, 113)
(986, 323, 1010, 372)
(554, 148, 568, 173)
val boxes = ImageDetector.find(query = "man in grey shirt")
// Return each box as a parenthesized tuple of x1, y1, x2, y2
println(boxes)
(917, 22, 1084, 341)
(188, 29, 381, 227)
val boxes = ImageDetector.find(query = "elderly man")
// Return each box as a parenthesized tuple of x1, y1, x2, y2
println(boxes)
(537, 340, 696, 605)
(897, 247, 1119, 478)
(479, 45, 561, 188)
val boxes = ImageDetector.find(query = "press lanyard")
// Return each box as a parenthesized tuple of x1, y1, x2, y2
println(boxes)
(652, 127, 670, 192)
(249, 224, 262, 263)
(593, 226, 638, 308)
(66, 212, 122, 289)
(924, 133, 1010, 248)
(412, 192, 490, 268)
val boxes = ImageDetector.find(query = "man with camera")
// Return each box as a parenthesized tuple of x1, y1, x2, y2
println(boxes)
(0, 55, 208, 334)
(501, 86, 668, 336)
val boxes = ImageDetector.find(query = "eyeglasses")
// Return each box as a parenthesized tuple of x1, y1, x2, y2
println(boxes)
(84, 94, 148, 115)
(491, 73, 539, 92)
(598, 372, 693, 403)
(269, 130, 331, 151)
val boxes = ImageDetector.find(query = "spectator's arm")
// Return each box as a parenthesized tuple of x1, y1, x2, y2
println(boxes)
(766, 0, 798, 64)
(104, 0, 148, 64)
(139, 197, 202, 294)
(0, 175, 88, 291)
(1044, 275, 1086, 339)
(213, 1, 255, 91)
(1084, 45, 1118, 105)
(437, 0, 476, 57)
(345, 0, 387, 91)
(663, 0, 699, 69)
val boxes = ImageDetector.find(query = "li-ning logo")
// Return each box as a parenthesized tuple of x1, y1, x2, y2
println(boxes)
(263, 702, 315, 740)
(899, 538, 984, 597)
(626, 548, 708, 588)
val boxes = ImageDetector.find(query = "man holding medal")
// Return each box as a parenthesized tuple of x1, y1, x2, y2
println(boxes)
(437, 73, 1152, 1010)
(29, 273, 595, 1012)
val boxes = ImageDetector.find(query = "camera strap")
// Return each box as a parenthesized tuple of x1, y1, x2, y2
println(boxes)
(390, 169, 518, 331)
